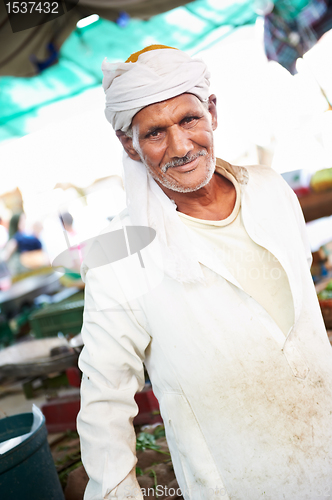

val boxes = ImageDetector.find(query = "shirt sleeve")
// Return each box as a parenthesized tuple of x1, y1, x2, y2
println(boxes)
(77, 261, 151, 500)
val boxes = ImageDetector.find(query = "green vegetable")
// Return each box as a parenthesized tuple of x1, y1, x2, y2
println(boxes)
(136, 467, 144, 476)
(153, 424, 165, 440)
(318, 289, 332, 300)
(136, 432, 160, 451)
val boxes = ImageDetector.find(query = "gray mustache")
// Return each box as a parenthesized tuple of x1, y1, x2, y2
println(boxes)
(161, 150, 207, 173)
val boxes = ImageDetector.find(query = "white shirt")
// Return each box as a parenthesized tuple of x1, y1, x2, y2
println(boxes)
(77, 160, 332, 500)
(178, 163, 294, 336)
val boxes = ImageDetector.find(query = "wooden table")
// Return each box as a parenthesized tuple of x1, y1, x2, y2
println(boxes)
(298, 190, 332, 222)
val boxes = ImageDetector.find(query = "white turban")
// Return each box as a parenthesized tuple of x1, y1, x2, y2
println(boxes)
(101, 47, 211, 132)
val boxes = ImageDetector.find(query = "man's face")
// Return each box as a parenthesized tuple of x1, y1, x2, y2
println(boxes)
(130, 93, 217, 193)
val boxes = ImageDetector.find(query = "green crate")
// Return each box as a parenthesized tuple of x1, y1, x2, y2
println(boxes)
(29, 300, 84, 339)
(0, 317, 14, 347)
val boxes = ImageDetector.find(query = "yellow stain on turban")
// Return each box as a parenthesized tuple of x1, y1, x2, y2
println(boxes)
(125, 44, 178, 63)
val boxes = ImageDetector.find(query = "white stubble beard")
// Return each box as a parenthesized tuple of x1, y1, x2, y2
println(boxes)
(132, 130, 216, 194)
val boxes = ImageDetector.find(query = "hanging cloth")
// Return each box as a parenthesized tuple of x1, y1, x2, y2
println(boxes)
(263, 0, 332, 74)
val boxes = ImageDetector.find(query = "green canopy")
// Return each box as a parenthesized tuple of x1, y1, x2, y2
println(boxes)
(0, 0, 257, 144)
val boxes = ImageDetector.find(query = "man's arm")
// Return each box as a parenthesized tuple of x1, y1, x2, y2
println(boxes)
(77, 262, 151, 500)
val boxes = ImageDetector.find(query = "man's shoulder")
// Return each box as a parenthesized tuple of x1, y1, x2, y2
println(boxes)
(220, 160, 297, 211)
(235, 163, 302, 219)
(238, 162, 283, 181)
(216, 158, 286, 187)
(231, 161, 291, 193)
(243, 163, 281, 177)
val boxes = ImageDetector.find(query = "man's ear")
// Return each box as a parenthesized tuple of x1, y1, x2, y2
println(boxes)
(115, 130, 141, 161)
(208, 94, 217, 131)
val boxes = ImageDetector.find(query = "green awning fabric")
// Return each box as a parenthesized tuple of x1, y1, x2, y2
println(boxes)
(0, 0, 257, 144)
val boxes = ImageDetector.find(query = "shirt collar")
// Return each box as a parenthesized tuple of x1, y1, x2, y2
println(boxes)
(216, 157, 249, 186)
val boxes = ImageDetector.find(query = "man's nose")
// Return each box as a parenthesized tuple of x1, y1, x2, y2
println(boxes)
(167, 126, 194, 158)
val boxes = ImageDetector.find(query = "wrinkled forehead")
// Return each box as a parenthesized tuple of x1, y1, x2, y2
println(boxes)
(131, 93, 206, 131)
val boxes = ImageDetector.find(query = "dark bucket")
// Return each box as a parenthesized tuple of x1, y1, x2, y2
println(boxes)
(0, 411, 65, 500)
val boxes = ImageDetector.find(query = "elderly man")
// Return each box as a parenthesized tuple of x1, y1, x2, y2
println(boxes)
(77, 45, 332, 500)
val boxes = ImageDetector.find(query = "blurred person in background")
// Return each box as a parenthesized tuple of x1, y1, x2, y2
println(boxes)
(60, 211, 77, 241)
(58, 211, 85, 282)
(0, 212, 48, 275)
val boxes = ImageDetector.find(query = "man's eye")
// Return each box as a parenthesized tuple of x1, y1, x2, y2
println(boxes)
(183, 116, 200, 125)
(146, 130, 161, 138)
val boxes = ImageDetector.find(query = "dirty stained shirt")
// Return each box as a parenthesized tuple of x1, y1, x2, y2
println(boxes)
(78, 160, 332, 500)
(178, 164, 294, 337)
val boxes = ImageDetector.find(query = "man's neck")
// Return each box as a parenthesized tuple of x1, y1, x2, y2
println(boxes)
(158, 171, 237, 221)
